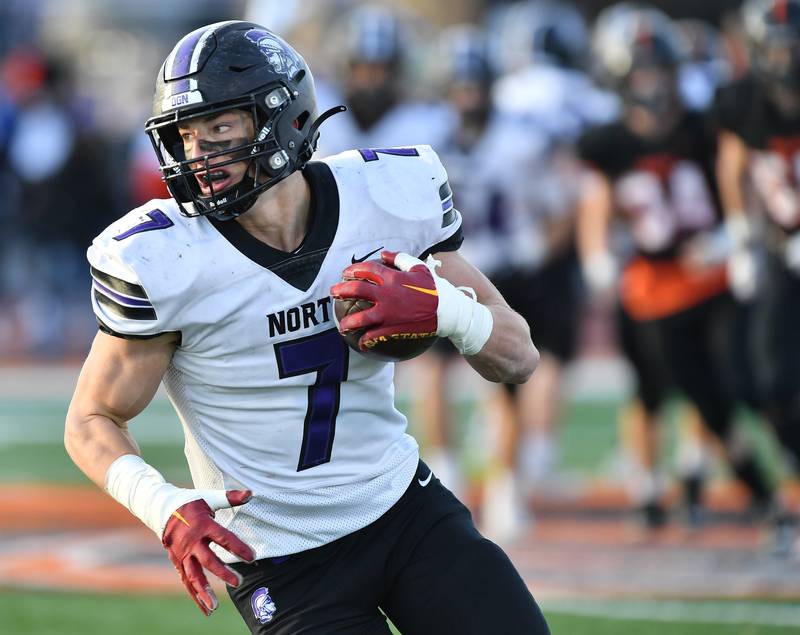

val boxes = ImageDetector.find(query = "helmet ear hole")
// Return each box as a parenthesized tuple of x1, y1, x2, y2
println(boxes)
(294, 111, 310, 130)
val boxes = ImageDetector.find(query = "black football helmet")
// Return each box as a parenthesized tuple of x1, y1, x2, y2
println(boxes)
(592, 6, 683, 83)
(145, 21, 343, 220)
(344, 5, 406, 68)
(496, 0, 588, 71)
(438, 25, 495, 88)
(743, 0, 800, 90)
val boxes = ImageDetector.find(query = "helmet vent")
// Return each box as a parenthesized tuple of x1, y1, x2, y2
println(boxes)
(228, 64, 257, 73)
(295, 111, 310, 130)
(292, 69, 306, 83)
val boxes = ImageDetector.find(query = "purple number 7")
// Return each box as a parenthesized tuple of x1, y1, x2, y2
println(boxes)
(274, 328, 349, 471)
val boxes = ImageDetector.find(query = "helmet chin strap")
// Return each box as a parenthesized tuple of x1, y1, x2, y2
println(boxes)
(197, 158, 263, 221)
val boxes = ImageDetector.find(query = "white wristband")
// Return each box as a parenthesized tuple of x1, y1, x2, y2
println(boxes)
(391, 252, 494, 356)
(725, 213, 751, 249)
(582, 250, 617, 294)
(105, 454, 231, 538)
(425, 256, 493, 356)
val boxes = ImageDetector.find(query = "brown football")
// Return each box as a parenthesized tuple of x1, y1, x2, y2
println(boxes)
(333, 295, 438, 362)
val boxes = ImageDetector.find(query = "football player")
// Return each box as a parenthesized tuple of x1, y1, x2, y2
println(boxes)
(492, 0, 618, 142)
(313, 5, 450, 157)
(577, 8, 773, 526)
(63, 21, 548, 634)
(411, 24, 580, 542)
(716, 0, 800, 547)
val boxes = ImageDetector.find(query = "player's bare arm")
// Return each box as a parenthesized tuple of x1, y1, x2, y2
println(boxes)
(332, 248, 538, 385)
(431, 249, 538, 384)
(64, 331, 177, 486)
(717, 129, 759, 300)
(716, 129, 751, 217)
(65, 331, 254, 615)
(576, 167, 616, 294)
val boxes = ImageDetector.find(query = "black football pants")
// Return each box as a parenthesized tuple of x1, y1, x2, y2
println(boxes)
(752, 254, 800, 466)
(228, 461, 550, 635)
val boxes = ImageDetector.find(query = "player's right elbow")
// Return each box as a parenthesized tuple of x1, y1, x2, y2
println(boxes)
(63, 407, 97, 463)
(63, 412, 84, 460)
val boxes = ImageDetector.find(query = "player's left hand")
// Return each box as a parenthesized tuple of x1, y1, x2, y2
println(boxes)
(331, 251, 439, 350)
(161, 490, 255, 616)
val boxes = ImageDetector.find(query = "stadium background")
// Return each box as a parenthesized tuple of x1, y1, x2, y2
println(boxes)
(1, 0, 799, 633)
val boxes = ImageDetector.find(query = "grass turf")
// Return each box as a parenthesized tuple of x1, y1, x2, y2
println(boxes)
(0, 398, 623, 485)
(0, 396, 794, 635)
(0, 589, 797, 635)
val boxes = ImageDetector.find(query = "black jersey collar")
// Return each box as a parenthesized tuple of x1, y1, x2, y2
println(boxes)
(207, 162, 339, 291)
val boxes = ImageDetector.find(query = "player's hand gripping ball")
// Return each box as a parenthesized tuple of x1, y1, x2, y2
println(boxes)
(331, 251, 439, 361)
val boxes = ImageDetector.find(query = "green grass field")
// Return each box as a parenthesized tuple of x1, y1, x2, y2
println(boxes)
(1, 590, 798, 635)
(0, 388, 796, 634)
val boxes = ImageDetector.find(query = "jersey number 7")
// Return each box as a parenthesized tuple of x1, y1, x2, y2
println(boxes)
(274, 329, 349, 471)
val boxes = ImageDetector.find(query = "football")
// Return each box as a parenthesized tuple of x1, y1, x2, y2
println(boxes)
(333, 295, 438, 362)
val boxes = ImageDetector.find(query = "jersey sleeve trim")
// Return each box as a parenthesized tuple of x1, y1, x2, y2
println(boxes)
(89, 264, 158, 320)
(90, 266, 149, 299)
(440, 181, 457, 226)
(96, 318, 181, 343)
(94, 289, 157, 320)
(419, 224, 464, 260)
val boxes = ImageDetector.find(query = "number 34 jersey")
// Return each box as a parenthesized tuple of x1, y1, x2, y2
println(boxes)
(87, 145, 462, 560)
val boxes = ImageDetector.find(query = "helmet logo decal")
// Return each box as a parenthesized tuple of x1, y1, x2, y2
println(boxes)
(245, 29, 304, 79)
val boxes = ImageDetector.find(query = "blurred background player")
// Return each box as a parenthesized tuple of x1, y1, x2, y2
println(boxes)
(717, 0, 800, 550)
(412, 15, 589, 542)
(314, 4, 450, 157)
(577, 6, 774, 527)
(491, 0, 618, 144)
(0, 48, 115, 357)
(487, 1, 618, 535)
(580, 1, 704, 529)
(677, 17, 733, 111)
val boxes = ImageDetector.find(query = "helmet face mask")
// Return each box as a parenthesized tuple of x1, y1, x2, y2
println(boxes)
(145, 22, 327, 221)
(755, 36, 800, 88)
(623, 65, 679, 118)
(744, 0, 800, 95)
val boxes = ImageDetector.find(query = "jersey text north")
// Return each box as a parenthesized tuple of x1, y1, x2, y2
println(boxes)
(267, 297, 333, 338)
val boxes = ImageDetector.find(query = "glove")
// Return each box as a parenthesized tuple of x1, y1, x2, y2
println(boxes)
(105, 454, 255, 615)
(162, 490, 255, 615)
(331, 252, 438, 350)
(679, 228, 730, 270)
(784, 231, 800, 275)
(330, 251, 493, 355)
(581, 250, 617, 295)
(728, 248, 759, 301)
(725, 215, 758, 302)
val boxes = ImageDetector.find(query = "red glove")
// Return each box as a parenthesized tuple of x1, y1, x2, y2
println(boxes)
(162, 489, 255, 615)
(331, 250, 439, 351)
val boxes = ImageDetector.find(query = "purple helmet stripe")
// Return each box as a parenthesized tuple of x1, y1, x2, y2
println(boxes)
(167, 27, 208, 80)
(169, 78, 191, 95)
(92, 280, 154, 308)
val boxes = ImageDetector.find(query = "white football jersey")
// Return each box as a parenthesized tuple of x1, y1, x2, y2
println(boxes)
(493, 64, 619, 142)
(87, 145, 462, 560)
(438, 111, 576, 275)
